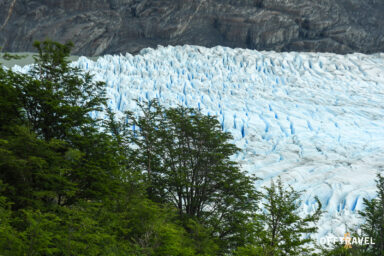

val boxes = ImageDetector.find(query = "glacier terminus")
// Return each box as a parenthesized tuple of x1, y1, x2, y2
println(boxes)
(17, 45, 384, 241)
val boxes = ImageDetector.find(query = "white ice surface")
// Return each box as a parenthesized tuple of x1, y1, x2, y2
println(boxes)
(13, 45, 384, 241)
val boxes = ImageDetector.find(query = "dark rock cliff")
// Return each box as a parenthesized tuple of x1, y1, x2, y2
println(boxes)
(1, 0, 383, 56)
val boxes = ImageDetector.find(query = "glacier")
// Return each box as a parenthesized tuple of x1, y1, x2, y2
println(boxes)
(13, 45, 384, 241)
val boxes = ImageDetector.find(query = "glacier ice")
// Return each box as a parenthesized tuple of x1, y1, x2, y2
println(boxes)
(13, 45, 384, 241)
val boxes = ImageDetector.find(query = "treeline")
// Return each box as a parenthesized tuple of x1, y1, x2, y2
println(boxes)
(0, 41, 382, 255)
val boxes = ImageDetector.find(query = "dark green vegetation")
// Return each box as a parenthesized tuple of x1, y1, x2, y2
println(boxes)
(235, 178, 322, 256)
(0, 41, 382, 255)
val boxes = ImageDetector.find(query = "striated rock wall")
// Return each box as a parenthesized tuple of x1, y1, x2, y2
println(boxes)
(0, 0, 383, 56)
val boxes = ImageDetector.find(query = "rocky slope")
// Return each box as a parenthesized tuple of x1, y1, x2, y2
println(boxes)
(1, 0, 383, 56)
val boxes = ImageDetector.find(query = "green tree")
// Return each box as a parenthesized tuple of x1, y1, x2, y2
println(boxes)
(0, 40, 129, 210)
(356, 174, 384, 255)
(237, 177, 322, 256)
(0, 183, 24, 255)
(0, 64, 23, 129)
(130, 101, 259, 253)
(21, 41, 106, 142)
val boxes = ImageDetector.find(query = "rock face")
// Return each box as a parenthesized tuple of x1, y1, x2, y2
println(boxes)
(0, 0, 383, 56)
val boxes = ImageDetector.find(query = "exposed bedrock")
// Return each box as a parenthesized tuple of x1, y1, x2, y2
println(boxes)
(0, 0, 383, 56)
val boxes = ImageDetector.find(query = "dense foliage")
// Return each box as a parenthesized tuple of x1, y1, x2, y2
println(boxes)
(235, 178, 322, 256)
(124, 101, 260, 253)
